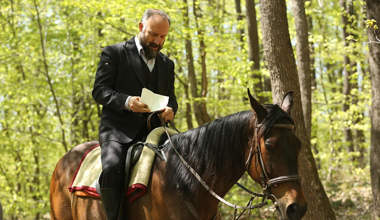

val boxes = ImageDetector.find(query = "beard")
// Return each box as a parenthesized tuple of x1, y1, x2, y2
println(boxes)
(139, 35, 164, 60)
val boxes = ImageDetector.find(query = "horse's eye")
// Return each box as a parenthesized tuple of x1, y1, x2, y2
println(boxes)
(265, 144, 275, 152)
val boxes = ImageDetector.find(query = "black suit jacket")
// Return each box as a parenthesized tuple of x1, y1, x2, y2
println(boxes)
(92, 37, 178, 144)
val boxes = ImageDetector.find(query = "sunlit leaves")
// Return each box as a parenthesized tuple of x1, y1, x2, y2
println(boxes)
(366, 19, 378, 30)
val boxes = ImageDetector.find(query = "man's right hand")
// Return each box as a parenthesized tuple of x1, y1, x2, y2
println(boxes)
(128, 96, 151, 113)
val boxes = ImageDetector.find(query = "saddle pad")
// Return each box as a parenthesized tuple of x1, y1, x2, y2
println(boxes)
(68, 127, 178, 202)
(68, 144, 101, 197)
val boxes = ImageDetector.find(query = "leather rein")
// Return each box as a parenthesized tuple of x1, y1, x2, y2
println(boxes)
(158, 114, 301, 220)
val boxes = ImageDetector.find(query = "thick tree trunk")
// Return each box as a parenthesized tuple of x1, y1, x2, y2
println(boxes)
(259, 0, 336, 219)
(366, 1, 380, 218)
(291, 0, 312, 140)
(246, 0, 268, 103)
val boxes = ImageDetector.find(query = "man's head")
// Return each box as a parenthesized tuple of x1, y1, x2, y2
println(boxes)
(138, 9, 170, 60)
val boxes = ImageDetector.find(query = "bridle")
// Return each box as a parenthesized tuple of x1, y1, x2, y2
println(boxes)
(246, 123, 301, 190)
(159, 114, 301, 220)
(245, 123, 302, 219)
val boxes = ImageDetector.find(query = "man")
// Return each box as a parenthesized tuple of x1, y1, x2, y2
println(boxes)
(92, 9, 178, 220)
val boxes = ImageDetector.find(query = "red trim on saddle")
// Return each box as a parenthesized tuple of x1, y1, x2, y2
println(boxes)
(126, 183, 147, 203)
(68, 144, 100, 193)
(73, 186, 100, 198)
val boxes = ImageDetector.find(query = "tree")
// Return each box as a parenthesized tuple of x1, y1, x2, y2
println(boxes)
(366, 0, 380, 218)
(291, 0, 312, 140)
(340, 0, 355, 154)
(259, 0, 336, 219)
(246, 0, 269, 103)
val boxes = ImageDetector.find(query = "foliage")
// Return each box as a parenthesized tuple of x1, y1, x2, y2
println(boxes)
(0, 0, 373, 219)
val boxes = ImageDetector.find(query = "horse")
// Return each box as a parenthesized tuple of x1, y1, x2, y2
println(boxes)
(50, 90, 307, 220)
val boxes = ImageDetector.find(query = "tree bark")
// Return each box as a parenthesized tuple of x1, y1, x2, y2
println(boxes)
(259, 0, 336, 219)
(291, 0, 312, 140)
(366, 0, 380, 218)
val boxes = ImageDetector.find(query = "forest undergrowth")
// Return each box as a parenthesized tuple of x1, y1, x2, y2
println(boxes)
(325, 169, 373, 220)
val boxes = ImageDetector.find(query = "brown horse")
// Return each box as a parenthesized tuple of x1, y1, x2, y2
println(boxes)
(50, 90, 307, 220)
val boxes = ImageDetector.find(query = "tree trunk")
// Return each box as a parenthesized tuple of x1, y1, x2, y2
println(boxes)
(366, 0, 380, 218)
(306, 0, 317, 90)
(235, 0, 244, 42)
(193, 0, 212, 125)
(291, 0, 312, 140)
(246, 0, 267, 103)
(259, 0, 336, 219)
(176, 71, 194, 130)
(183, 0, 211, 127)
(340, 0, 354, 153)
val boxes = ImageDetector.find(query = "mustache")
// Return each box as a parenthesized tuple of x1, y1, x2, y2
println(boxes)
(147, 42, 163, 50)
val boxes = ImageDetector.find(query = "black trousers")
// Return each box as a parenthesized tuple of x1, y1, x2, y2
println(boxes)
(99, 126, 148, 188)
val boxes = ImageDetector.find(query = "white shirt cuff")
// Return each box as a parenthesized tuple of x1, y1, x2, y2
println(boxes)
(124, 96, 132, 111)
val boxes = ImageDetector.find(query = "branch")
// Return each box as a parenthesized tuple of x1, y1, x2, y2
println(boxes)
(2, 128, 62, 143)
(33, 0, 68, 152)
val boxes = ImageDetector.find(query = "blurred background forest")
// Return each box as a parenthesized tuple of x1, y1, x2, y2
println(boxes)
(0, 0, 379, 219)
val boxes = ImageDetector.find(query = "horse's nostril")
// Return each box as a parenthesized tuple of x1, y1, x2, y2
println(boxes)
(286, 203, 299, 220)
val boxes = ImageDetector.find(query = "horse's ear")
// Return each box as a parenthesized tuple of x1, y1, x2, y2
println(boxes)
(248, 88, 267, 122)
(280, 91, 294, 115)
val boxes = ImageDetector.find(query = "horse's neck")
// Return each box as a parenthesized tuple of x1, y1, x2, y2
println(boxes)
(187, 168, 246, 219)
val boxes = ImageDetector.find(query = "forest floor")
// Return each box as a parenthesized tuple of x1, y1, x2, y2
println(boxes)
(325, 171, 373, 220)
(221, 170, 374, 220)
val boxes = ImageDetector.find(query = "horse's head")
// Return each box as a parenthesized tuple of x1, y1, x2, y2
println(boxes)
(245, 89, 307, 220)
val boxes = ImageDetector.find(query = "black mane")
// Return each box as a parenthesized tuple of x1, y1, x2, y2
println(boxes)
(163, 110, 253, 195)
(162, 104, 294, 196)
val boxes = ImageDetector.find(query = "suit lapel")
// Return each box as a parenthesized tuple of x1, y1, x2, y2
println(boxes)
(156, 54, 167, 94)
(123, 38, 147, 88)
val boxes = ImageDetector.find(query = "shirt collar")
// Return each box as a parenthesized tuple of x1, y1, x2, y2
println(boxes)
(134, 36, 143, 56)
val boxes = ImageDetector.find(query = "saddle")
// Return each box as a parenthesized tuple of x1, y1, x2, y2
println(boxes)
(69, 127, 178, 202)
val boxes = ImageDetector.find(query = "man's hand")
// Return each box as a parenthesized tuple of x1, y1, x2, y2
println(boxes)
(128, 96, 151, 113)
(161, 106, 174, 122)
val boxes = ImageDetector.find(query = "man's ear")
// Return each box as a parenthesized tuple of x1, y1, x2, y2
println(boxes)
(139, 22, 144, 32)
(280, 91, 294, 115)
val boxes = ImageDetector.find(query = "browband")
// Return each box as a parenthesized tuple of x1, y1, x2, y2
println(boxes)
(256, 124, 295, 130)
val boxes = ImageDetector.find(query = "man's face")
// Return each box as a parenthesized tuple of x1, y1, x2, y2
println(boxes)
(138, 14, 170, 60)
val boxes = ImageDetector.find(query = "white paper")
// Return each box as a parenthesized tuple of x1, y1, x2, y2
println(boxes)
(140, 88, 169, 112)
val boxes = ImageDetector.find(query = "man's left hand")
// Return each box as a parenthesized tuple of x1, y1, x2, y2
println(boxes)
(161, 106, 174, 122)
